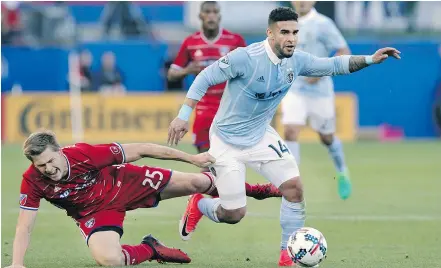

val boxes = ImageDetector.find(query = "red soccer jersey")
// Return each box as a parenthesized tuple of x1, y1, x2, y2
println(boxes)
(19, 143, 126, 219)
(171, 28, 246, 112)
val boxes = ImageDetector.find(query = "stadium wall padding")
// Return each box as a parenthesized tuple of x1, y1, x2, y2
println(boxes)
(1, 93, 357, 144)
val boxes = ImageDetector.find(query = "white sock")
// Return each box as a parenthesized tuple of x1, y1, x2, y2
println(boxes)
(280, 197, 306, 250)
(286, 141, 300, 164)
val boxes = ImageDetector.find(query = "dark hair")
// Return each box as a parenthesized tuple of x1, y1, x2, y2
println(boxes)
(200, 1, 218, 11)
(23, 130, 61, 161)
(268, 7, 298, 26)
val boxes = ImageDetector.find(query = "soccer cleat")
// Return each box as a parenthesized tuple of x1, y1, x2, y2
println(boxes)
(248, 183, 282, 200)
(141, 234, 191, 264)
(337, 171, 352, 200)
(179, 193, 204, 241)
(279, 249, 295, 266)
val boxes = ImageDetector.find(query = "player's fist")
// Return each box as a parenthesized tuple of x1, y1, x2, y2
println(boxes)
(372, 47, 401, 64)
(185, 61, 203, 75)
(168, 118, 189, 146)
(190, 152, 216, 168)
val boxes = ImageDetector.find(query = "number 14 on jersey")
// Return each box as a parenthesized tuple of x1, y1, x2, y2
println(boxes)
(268, 140, 290, 158)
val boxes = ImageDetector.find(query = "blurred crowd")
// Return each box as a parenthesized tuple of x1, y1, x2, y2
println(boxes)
(79, 50, 126, 94)
(2, 1, 441, 95)
(1, 1, 154, 47)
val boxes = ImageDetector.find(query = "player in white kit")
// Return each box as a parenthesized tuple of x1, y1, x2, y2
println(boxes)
(281, 1, 353, 200)
(168, 7, 400, 266)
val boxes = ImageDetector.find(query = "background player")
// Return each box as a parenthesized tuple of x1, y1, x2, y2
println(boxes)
(282, 1, 352, 200)
(168, 1, 246, 156)
(8, 130, 216, 268)
(168, 7, 400, 266)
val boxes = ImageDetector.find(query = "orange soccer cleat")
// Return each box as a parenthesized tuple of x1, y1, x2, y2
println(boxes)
(179, 193, 204, 241)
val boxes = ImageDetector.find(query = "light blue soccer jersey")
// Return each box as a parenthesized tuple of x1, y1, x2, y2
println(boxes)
(291, 8, 348, 97)
(187, 39, 351, 148)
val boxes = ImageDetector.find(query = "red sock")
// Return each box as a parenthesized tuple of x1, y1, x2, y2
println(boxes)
(245, 182, 252, 194)
(207, 182, 253, 197)
(121, 244, 154, 265)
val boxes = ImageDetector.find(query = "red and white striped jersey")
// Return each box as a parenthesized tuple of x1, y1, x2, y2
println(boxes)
(172, 28, 246, 112)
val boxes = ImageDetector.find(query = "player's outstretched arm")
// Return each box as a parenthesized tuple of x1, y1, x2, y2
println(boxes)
(121, 143, 215, 168)
(8, 209, 38, 268)
(299, 47, 401, 77)
(168, 48, 247, 146)
(167, 67, 223, 146)
(348, 47, 400, 72)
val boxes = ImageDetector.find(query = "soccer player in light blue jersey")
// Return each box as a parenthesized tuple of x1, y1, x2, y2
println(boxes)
(281, 1, 353, 200)
(168, 7, 400, 266)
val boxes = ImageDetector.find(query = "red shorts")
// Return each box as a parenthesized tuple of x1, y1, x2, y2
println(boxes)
(192, 110, 216, 150)
(75, 164, 173, 244)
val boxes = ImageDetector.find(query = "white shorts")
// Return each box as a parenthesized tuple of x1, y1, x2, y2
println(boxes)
(208, 127, 300, 210)
(281, 91, 336, 134)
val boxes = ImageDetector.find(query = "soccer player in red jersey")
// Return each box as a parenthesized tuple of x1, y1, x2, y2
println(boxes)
(7, 130, 222, 267)
(168, 1, 246, 155)
(167, 2, 281, 239)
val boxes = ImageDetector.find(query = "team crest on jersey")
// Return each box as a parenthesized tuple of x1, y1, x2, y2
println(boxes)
(110, 145, 121, 155)
(19, 194, 27, 206)
(286, 69, 294, 84)
(219, 56, 230, 69)
(195, 49, 203, 57)
(85, 218, 95, 228)
(54, 186, 61, 192)
(219, 46, 230, 56)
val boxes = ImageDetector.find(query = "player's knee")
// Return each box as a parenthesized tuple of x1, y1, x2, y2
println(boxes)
(189, 173, 211, 193)
(219, 206, 246, 224)
(319, 133, 334, 146)
(279, 177, 304, 202)
(284, 125, 300, 141)
(95, 252, 124, 266)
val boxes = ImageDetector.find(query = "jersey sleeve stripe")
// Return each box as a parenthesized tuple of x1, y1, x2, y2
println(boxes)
(171, 64, 184, 70)
(113, 142, 126, 163)
(20, 206, 38, 211)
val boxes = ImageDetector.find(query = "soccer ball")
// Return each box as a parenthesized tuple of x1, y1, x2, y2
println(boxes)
(286, 227, 328, 267)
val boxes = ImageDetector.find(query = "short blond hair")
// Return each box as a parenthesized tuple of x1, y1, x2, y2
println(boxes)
(23, 130, 61, 161)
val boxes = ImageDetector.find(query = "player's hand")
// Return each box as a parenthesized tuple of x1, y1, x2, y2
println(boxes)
(168, 117, 189, 146)
(190, 152, 216, 168)
(372, 47, 401, 64)
(305, 77, 321, 84)
(185, 61, 203, 75)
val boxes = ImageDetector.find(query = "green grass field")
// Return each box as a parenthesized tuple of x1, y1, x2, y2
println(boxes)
(2, 141, 441, 268)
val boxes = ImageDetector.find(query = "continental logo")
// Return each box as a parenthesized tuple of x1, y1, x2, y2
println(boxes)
(19, 101, 174, 135)
(5, 94, 190, 143)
